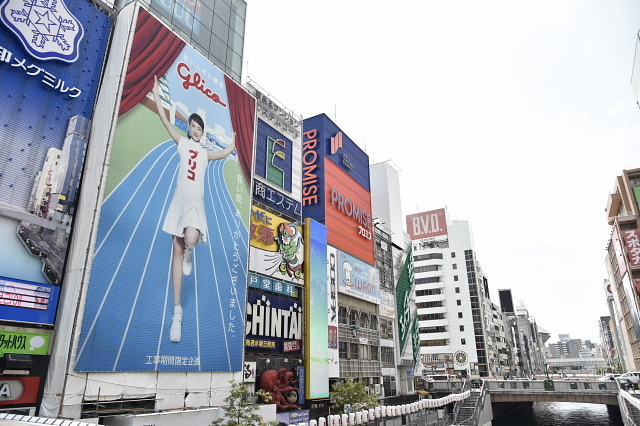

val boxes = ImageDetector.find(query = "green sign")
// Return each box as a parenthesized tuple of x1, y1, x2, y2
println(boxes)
(0, 331, 50, 356)
(412, 315, 420, 367)
(396, 248, 414, 354)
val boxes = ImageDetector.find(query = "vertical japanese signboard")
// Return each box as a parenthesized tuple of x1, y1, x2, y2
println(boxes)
(75, 8, 255, 371)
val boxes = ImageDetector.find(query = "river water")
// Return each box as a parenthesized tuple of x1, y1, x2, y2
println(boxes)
(492, 402, 623, 426)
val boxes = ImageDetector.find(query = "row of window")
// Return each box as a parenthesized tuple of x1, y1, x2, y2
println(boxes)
(419, 325, 466, 334)
(418, 311, 467, 322)
(338, 342, 380, 360)
(420, 338, 466, 347)
(338, 307, 379, 330)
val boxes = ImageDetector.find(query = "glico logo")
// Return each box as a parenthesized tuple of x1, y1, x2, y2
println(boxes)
(1, 0, 85, 63)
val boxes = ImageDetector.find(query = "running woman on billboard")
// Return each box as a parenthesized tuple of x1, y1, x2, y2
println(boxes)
(152, 76, 236, 343)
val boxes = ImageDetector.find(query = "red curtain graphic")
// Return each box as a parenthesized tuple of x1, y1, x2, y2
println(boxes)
(119, 8, 254, 183)
(119, 9, 186, 116)
(225, 74, 255, 184)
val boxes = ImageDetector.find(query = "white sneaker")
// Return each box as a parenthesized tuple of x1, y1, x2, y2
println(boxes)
(183, 247, 193, 276)
(170, 305, 182, 342)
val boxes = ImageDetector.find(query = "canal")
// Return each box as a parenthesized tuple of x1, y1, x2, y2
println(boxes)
(492, 401, 623, 426)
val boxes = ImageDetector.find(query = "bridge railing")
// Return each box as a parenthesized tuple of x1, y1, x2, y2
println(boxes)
(485, 379, 619, 394)
(618, 384, 640, 426)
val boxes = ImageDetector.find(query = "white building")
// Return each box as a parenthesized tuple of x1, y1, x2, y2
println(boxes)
(408, 210, 497, 377)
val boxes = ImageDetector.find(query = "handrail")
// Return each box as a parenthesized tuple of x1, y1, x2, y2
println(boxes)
(452, 379, 487, 426)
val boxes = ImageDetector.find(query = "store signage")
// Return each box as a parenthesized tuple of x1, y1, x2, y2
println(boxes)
(406, 208, 447, 240)
(302, 129, 320, 206)
(0, 376, 40, 404)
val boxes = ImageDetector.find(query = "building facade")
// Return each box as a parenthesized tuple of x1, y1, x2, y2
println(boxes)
(604, 167, 640, 372)
(408, 210, 496, 377)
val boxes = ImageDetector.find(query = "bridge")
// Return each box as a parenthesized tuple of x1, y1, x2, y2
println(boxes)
(454, 379, 640, 426)
(486, 379, 619, 405)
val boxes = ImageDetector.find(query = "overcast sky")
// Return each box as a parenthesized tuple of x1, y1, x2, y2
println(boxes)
(244, 1, 640, 343)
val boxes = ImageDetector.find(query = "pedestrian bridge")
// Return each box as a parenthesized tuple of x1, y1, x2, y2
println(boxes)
(486, 379, 620, 405)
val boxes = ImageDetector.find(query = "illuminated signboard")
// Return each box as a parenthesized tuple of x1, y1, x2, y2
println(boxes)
(0, 0, 111, 324)
(0, 376, 40, 405)
(327, 245, 339, 378)
(336, 249, 380, 304)
(302, 114, 370, 191)
(623, 229, 640, 267)
(245, 290, 302, 355)
(253, 180, 302, 220)
(406, 208, 448, 241)
(249, 206, 304, 284)
(325, 160, 374, 264)
(0, 277, 60, 325)
(75, 8, 255, 372)
(0, 330, 50, 356)
(304, 218, 329, 398)
(255, 119, 293, 192)
(248, 273, 299, 298)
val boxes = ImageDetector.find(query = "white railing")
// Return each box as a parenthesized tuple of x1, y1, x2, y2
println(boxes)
(288, 391, 470, 426)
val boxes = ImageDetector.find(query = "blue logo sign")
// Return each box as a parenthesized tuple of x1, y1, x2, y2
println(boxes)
(1, 0, 84, 62)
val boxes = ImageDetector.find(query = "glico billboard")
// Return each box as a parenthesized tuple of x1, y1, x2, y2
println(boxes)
(0, 0, 111, 324)
(302, 114, 374, 264)
(75, 8, 256, 372)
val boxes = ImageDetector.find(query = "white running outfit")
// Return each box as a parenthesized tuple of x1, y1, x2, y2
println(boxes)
(162, 136, 209, 244)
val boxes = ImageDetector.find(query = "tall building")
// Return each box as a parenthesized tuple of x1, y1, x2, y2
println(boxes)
(301, 114, 383, 397)
(604, 167, 640, 371)
(116, 0, 247, 82)
(407, 209, 497, 377)
(370, 160, 418, 399)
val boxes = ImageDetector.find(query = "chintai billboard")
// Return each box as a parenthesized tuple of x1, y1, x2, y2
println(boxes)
(75, 8, 256, 372)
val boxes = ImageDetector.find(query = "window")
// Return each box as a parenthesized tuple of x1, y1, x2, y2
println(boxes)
(416, 301, 444, 309)
(454, 275, 459, 281)
(415, 277, 441, 284)
(349, 343, 359, 359)
(455, 287, 460, 293)
(419, 313, 446, 321)
(380, 318, 393, 339)
(414, 265, 441, 273)
(456, 300, 461, 306)
(338, 306, 348, 324)
(360, 313, 369, 328)
(370, 346, 379, 361)
(416, 288, 443, 296)
(414, 253, 444, 261)
(453, 264, 457, 270)
(458, 312, 463, 318)
(451, 252, 456, 258)
(350, 310, 359, 326)
(460, 325, 465, 332)
(339, 341, 347, 359)
(370, 315, 378, 331)
(381, 347, 395, 366)
(461, 339, 466, 345)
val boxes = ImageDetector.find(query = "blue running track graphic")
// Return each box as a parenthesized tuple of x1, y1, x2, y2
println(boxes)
(75, 141, 248, 372)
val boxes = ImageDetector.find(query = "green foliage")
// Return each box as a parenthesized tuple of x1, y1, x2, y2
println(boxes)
(210, 381, 279, 426)
(330, 378, 379, 414)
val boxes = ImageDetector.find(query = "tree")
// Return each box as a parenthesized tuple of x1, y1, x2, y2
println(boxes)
(210, 380, 279, 426)
(330, 378, 379, 414)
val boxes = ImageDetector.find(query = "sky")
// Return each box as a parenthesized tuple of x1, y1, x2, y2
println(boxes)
(243, 1, 640, 344)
